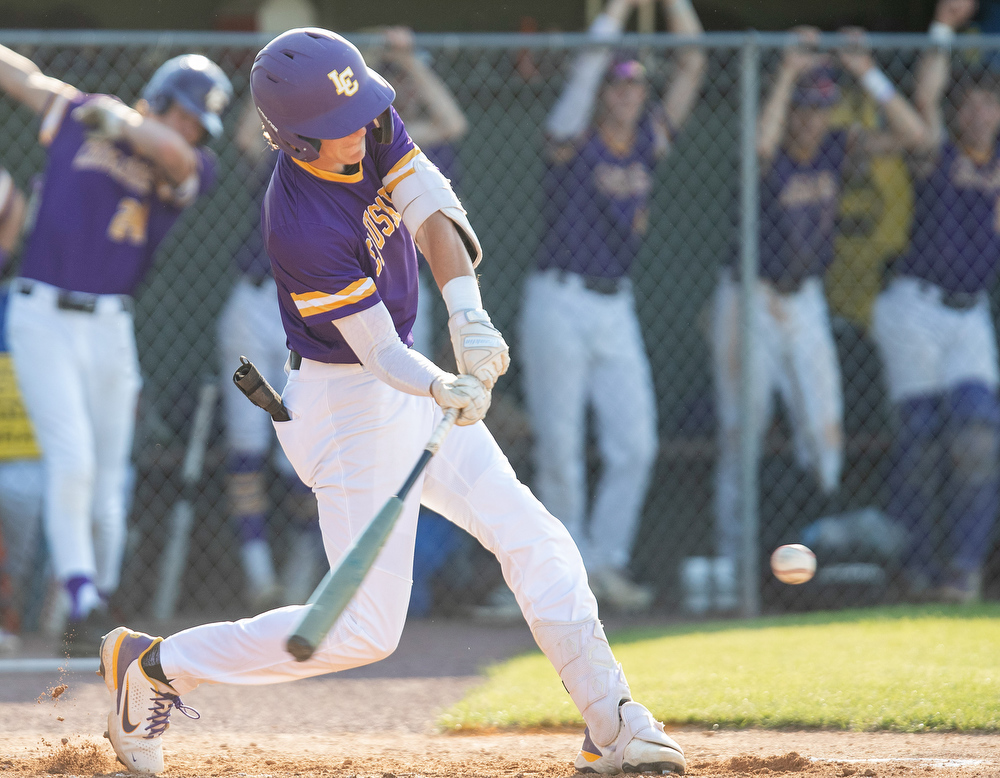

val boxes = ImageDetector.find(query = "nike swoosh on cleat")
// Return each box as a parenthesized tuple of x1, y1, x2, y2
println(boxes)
(121, 679, 140, 734)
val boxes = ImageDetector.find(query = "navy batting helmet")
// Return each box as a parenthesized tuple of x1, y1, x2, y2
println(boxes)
(142, 54, 233, 139)
(250, 28, 396, 162)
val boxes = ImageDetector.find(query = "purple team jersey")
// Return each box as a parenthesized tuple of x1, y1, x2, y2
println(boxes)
(896, 141, 1000, 293)
(758, 130, 847, 285)
(262, 106, 420, 364)
(539, 112, 664, 279)
(20, 92, 217, 296)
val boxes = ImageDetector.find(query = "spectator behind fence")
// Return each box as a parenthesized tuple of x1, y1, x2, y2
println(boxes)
(825, 79, 914, 330)
(0, 171, 43, 654)
(705, 27, 931, 615)
(871, 0, 1000, 604)
(519, 0, 706, 613)
(0, 45, 232, 654)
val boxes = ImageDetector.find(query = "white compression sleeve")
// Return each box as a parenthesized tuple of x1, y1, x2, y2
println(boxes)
(544, 13, 619, 141)
(333, 302, 448, 396)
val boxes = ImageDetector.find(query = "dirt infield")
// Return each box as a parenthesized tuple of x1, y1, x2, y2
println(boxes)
(1, 618, 998, 778)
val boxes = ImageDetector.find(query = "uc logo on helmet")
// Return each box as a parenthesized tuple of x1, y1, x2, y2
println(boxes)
(328, 67, 359, 97)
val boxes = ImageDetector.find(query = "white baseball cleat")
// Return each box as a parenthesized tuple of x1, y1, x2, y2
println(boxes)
(575, 701, 686, 775)
(99, 627, 199, 774)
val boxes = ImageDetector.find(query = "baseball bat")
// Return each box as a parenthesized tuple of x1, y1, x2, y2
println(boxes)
(286, 407, 460, 662)
(152, 379, 219, 621)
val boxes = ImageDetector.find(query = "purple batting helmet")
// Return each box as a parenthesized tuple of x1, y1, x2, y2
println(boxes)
(143, 54, 232, 139)
(250, 27, 396, 162)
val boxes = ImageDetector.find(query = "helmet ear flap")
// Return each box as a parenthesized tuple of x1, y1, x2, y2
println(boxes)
(372, 107, 394, 145)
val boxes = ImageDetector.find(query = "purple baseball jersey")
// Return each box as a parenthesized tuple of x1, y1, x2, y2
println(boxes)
(20, 92, 217, 296)
(262, 106, 420, 364)
(538, 112, 666, 279)
(895, 141, 1000, 293)
(758, 130, 847, 285)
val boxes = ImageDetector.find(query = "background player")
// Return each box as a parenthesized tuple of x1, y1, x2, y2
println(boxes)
(0, 168, 41, 654)
(519, 0, 706, 613)
(100, 28, 689, 778)
(710, 27, 930, 612)
(872, 0, 1000, 603)
(0, 45, 231, 653)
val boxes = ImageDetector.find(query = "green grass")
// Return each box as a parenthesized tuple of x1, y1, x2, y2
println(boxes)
(438, 604, 1000, 733)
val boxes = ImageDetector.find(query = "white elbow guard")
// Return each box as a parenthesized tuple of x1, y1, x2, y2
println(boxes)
(384, 150, 483, 267)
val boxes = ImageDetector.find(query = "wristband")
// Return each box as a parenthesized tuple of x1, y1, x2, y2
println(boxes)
(442, 275, 483, 315)
(929, 21, 956, 47)
(861, 67, 897, 105)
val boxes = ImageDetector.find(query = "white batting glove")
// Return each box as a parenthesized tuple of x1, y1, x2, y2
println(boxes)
(430, 373, 491, 426)
(447, 309, 510, 391)
(72, 96, 141, 141)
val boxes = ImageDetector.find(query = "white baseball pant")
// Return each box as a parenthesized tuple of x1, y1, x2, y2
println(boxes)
(871, 276, 1000, 402)
(518, 269, 658, 572)
(711, 271, 844, 563)
(5, 279, 140, 594)
(160, 358, 598, 691)
(217, 276, 295, 476)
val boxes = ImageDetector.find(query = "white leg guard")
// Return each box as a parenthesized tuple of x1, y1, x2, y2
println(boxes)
(531, 619, 631, 747)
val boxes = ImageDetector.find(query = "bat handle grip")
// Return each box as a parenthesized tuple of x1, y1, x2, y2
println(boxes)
(426, 408, 459, 455)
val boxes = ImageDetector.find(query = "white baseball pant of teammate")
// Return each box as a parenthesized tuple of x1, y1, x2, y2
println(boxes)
(217, 274, 320, 604)
(871, 277, 999, 404)
(711, 271, 844, 567)
(6, 280, 141, 614)
(518, 270, 658, 581)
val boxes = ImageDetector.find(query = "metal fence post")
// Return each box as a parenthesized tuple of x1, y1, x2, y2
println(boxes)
(739, 33, 762, 618)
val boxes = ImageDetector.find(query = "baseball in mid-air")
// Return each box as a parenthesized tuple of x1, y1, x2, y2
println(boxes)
(770, 543, 817, 584)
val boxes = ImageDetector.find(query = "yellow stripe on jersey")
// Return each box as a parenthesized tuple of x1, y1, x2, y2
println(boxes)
(383, 147, 423, 195)
(291, 278, 376, 316)
(292, 156, 364, 183)
(386, 147, 421, 177)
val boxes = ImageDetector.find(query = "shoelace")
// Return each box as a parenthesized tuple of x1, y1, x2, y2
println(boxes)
(144, 693, 200, 739)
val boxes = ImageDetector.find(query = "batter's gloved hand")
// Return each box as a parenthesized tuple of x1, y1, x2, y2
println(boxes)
(447, 308, 510, 391)
(430, 373, 491, 426)
(72, 96, 141, 141)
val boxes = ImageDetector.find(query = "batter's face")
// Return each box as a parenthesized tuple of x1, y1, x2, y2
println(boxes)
(956, 88, 1000, 150)
(316, 128, 367, 171)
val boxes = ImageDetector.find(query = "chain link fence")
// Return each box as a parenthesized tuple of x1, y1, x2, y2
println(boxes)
(1, 30, 999, 636)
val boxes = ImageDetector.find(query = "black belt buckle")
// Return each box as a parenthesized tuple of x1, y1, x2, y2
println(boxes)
(288, 350, 302, 371)
(57, 291, 98, 313)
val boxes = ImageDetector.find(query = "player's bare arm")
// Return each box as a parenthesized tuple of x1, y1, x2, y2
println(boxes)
(0, 43, 77, 114)
(379, 27, 469, 147)
(659, 0, 706, 136)
(837, 27, 935, 155)
(0, 169, 26, 257)
(544, 0, 649, 158)
(383, 147, 509, 389)
(756, 27, 824, 166)
(913, 0, 978, 153)
(72, 97, 200, 185)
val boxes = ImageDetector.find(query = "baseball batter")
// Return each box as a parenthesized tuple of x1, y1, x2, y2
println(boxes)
(0, 47, 231, 653)
(711, 28, 929, 609)
(520, 0, 706, 612)
(99, 29, 688, 777)
(872, 0, 1000, 603)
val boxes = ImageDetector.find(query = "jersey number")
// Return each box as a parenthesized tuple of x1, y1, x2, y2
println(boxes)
(107, 197, 149, 245)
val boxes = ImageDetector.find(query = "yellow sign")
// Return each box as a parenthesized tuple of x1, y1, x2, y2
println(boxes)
(0, 353, 40, 460)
